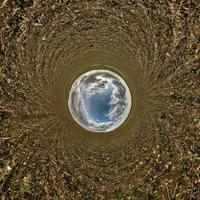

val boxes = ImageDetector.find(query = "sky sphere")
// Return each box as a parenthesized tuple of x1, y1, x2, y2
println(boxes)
(68, 70, 132, 132)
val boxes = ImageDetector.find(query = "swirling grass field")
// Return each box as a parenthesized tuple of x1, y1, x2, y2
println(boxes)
(0, 0, 199, 199)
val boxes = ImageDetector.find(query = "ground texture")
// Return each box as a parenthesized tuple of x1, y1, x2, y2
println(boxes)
(0, 0, 200, 199)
